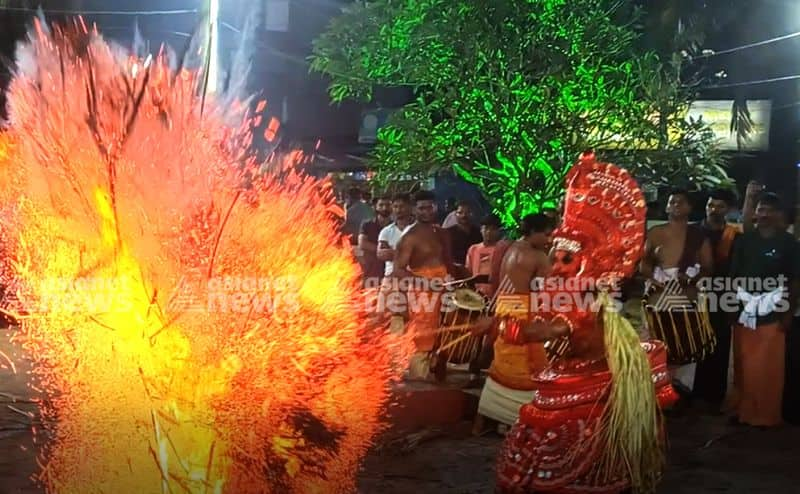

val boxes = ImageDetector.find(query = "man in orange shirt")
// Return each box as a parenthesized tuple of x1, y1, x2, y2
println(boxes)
(465, 214, 504, 296)
(693, 189, 742, 410)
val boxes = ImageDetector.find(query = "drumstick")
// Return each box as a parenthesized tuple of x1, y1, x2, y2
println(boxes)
(441, 275, 478, 287)
(430, 323, 481, 334)
(405, 322, 483, 337)
(435, 332, 477, 354)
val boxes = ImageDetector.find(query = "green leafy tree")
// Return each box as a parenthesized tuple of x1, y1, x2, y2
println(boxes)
(311, 0, 730, 226)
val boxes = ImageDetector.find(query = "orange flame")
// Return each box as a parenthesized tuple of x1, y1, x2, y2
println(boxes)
(0, 21, 410, 493)
(264, 117, 281, 142)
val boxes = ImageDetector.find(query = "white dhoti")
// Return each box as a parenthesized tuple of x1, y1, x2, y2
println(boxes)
(672, 364, 696, 392)
(477, 377, 535, 426)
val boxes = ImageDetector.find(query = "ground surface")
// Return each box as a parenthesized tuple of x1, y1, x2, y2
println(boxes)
(2, 326, 800, 493)
(361, 414, 800, 494)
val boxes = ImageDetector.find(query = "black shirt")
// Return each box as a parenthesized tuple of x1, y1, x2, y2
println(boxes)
(359, 219, 389, 280)
(359, 219, 383, 245)
(729, 230, 800, 325)
(447, 224, 482, 265)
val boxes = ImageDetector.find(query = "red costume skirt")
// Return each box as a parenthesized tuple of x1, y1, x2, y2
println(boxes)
(495, 341, 677, 494)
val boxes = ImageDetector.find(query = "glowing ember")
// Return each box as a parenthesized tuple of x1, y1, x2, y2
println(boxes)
(0, 20, 409, 493)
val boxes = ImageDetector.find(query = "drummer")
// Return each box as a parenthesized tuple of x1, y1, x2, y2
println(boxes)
(641, 190, 713, 289)
(392, 190, 464, 379)
(640, 190, 713, 396)
(473, 213, 555, 432)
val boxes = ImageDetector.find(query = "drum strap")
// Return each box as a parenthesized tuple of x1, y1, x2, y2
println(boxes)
(489, 240, 513, 296)
(678, 224, 706, 273)
(715, 224, 741, 267)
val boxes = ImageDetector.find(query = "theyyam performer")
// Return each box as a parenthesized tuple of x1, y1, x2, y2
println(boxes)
(495, 152, 678, 494)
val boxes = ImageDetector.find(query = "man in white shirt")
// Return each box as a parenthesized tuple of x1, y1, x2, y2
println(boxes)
(377, 193, 414, 276)
(440, 197, 458, 227)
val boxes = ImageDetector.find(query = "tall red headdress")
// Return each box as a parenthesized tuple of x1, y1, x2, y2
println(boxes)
(496, 152, 670, 494)
(552, 151, 647, 283)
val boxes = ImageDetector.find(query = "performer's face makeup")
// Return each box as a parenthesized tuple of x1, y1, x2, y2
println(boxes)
(551, 249, 581, 277)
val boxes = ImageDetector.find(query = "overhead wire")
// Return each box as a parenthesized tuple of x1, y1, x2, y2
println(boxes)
(699, 74, 800, 90)
(693, 29, 800, 59)
(101, 26, 192, 39)
(0, 6, 198, 15)
(4, 4, 799, 90)
(0, 6, 309, 68)
(684, 27, 800, 90)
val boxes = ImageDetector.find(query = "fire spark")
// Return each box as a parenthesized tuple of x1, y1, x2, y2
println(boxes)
(0, 20, 408, 493)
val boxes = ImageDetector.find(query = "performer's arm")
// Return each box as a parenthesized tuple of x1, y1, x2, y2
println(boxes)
(358, 234, 377, 254)
(534, 251, 552, 278)
(376, 241, 394, 261)
(438, 227, 467, 279)
(521, 318, 570, 342)
(465, 245, 475, 274)
(470, 315, 494, 336)
(727, 234, 744, 324)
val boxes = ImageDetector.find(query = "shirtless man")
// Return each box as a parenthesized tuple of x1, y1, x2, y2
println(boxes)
(472, 213, 562, 432)
(641, 190, 712, 287)
(392, 190, 461, 379)
(640, 190, 713, 398)
(497, 214, 556, 294)
(392, 190, 459, 282)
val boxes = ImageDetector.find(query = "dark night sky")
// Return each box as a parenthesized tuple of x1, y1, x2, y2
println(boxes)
(701, 1, 800, 203)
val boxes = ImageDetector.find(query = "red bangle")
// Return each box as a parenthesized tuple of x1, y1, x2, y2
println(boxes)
(550, 314, 575, 335)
